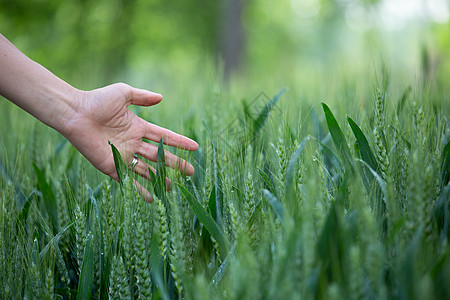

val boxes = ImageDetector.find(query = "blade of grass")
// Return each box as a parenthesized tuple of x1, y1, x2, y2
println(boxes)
(109, 141, 126, 188)
(33, 163, 59, 234)
(156, 137, 167, 200)
(263, 189, 284, 221)
(321, 103, 354, 171)
(150, 234, 169, 300)
(310, 136, 341, 173)
(210, 242, 236, 288)
(77, 233, 94, 300)
(39, 222, 74, 260)
(347, 116, 378, 172)
(356, 159, 388, 224)
(177, 184, 230, 258)
(285, 136, 310, 200)
(202, 120, 224, 230)
(257, 167, 278, 198)
(16, 190, 37, 229)
(208, 184, 217, 221)
(87, 184, 105, 299)
(441, 138, 450, 188)
(316, 177, 349, 293)
(355, 159, 387, 199)
(252, 87, 287, 135)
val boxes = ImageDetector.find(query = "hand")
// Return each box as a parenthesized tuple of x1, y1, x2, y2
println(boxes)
(62, 83, 198, 200)
(0, 34, 198, 200)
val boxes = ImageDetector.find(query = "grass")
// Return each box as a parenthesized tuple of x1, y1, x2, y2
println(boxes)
(0, 66, 449, 299)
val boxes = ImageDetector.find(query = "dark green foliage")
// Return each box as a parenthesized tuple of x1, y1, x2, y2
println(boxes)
(347, 116, 378, 172)
(109, 141, 126, 188)
(77, 233, 94, 300)
(203, 120, 224, 230)
(321, 103, 354, 172)
(1, 73, 449, 300)
(263, 189, 284, 221)
(441, 138, 450, 188)
(252, 88, 287, 136)
(285, 136, 310, 202)
(33, 163, 59, 234)
(178, 184, 230, 259)
(155, 138, 167, 201)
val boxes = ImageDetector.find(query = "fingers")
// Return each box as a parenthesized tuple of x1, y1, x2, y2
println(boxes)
(113, 82, 163, 107)
(112, 83, 198, 151)
(137, 142, 195, 176)
(132, 157, 172, 190)
(133, 157, 156, 181)
(141, 121, 199, 151)
(133, 179, 153, 202)
(129, 88, 163, 106)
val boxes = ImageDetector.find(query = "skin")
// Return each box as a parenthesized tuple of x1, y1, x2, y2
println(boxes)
(0, 33, 198, 200)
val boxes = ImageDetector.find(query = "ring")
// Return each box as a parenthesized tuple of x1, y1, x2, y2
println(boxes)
(129, 155, 139, 169)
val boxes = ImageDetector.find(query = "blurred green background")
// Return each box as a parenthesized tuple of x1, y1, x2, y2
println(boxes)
(1, 0, 449, 110)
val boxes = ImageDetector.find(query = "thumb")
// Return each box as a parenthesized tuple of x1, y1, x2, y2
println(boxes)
(129, 87, 163, 107)
(114, 83, 163, 106)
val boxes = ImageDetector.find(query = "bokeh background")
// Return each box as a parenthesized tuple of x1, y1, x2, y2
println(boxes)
(1, 0, 449, 135)
(2, 0, 449, 86)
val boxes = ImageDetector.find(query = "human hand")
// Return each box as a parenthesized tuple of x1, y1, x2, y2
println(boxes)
(0, 34, 197, 199)
(61, 83, 198, 200)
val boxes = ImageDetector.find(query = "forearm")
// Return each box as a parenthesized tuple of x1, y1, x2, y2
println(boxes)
(0, 33, 80, 134)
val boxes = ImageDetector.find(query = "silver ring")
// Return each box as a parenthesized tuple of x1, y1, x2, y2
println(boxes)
(129, 155, 139, 169)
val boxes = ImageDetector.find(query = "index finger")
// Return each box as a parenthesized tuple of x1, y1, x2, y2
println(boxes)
(141, 120, 199, 151)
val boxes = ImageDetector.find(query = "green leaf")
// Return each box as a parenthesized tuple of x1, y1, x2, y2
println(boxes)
(263, 189, 284, 220)
(252, 88, 287, 135)
(311, 136, 342, 172)
(16, 190, 37, 229)
(149, 168, 157, 190)
(257, 167, 278, 198)
(39, 222, 74, 260)
(177, 184, 230, 258)
(77, 233, 94, 300)
(202, 120, 224, 230)
(347, 116, 378, 172)
(321, 103, 354, 171)
(356, 159, 387, 196)
(356, 159, 388, 221)
(155, 137, 167, 200)
(315, 177, 349, 291)
(208, 184, 217, 221)
(109, 141, 126, 188)
(441, 138, 450, 188)
(210, 242, 236, 287)
(285, 136, 310, 201)
(150, 234, 169, 300)
(87, 185, 105, 299)
(32, 163, 59, 233)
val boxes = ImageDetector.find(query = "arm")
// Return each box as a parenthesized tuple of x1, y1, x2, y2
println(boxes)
(0, 33, 79, 132)
(0, 33, 198, 199)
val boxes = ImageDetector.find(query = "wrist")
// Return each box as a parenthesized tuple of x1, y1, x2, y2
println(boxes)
(53, 86, 86, 137)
